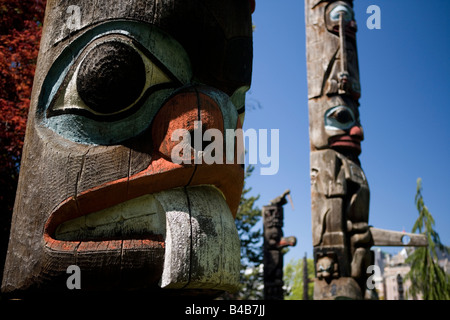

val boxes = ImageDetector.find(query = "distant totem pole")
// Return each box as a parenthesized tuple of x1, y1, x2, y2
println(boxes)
(396, 274, 404, 300)
(263, 190, 297, 300)
(304, 0, 426, 300)
(2, 0, 255, 297)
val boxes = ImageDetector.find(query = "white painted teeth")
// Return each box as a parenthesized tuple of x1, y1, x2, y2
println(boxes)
(54, 194, 166, 241)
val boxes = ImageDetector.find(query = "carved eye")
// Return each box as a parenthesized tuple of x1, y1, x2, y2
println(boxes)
(329, 4, 354, 22)
(332, 108, 352, 123)
(38, 21, 192, 145)
(325, 105, 356, 131)
(47, 36, 176, 121)
(76, 41, 146, 115)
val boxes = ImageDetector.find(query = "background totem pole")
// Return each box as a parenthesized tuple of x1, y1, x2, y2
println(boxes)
(304, 0, 427, 299)
(263, 190, 297, 300)
(2, 0, 255, 298)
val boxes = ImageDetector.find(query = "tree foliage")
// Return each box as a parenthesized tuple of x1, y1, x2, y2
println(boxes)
(284, 256, 315, 300)
(221, 165, 263, 300)
(235, 165, 263, 267)
(0, 0, 46, 282)
(405, 178, 450, 300)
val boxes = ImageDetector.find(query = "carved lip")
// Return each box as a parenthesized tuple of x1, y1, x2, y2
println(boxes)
(329, 135, 362, 154)
(44, 157, 243, 252)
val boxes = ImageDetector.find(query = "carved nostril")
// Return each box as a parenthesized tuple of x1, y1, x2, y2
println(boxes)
(151, 87, 225, 163)
(188, 126, 215, 155)
(151, 90, 199, 161)
(349, 125, 364, 140)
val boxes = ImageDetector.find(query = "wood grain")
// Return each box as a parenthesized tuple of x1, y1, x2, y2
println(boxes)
(2, 0, 252, 296)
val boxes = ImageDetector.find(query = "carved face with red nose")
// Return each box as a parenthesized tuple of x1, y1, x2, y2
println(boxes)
(2, 0, 254, 297)
(308, 95, 364, 159)
(325, 102, 364, 156)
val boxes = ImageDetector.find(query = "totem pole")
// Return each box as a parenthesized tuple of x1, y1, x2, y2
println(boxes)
(2, 0, 255, 298)
(396, 274, 404, 300)
(263, 190, 297, 300)
(304, 0, 426, 299)
(302, 253, 310, 300)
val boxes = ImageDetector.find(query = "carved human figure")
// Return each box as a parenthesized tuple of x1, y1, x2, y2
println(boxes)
(2, 0, 254, 297)
(316, 254, 339, 281)
(305, 0, 375, 299)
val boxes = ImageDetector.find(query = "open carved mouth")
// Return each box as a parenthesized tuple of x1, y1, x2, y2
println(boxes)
(43, 152, 243, 253)
(43, 181, 241, 292)
(44, 184, 232, 250)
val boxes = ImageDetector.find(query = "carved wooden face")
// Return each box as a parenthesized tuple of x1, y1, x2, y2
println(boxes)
(309, 96, 364, 156)
(263, 207, 284, 229)
(306, 0, 363, 157)
(316, 255, 339, 281)
(2, 0, 253, 295)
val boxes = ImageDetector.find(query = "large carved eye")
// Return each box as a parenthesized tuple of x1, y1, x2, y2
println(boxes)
(325, 105, 356, 131)
(77, 41, 146, 114)
(38, 21, 192, 145)
(48, 36, 176, 121)
(329, 3, 354, 22)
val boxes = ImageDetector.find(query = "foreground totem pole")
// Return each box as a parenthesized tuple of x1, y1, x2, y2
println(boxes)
(2, 0, 255, 297)
(304, 0, 426, 299)
(263, 190, 297, 300)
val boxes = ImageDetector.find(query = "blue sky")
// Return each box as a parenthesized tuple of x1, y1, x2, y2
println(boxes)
(245, 0, 450, 263)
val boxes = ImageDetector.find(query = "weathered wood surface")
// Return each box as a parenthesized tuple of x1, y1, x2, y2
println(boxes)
(2, 0, 253, 297)
(305, 0, 427, 300)
(305, 0, 374, 300)
(370, 228, 428, 247)
(157, 186, 240, 292)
